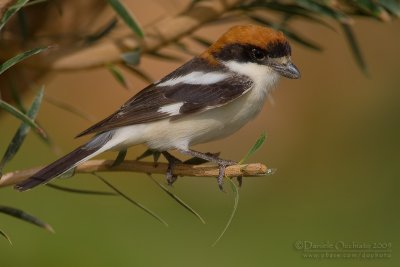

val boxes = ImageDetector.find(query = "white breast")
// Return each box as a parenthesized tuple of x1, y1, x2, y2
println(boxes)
(110, 61, 280, 152)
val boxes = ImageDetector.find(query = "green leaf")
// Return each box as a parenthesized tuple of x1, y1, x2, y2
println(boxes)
(212, 178, 239, 247)
(0, 228, 12, 245)
(46, 183, 117, 196)
(107, 0, 144, 38)
(121, 49, 142, 66)
(85, 17, 118, 43)
(248, 15, 322, 50)
(281, 27, 322, 51)
(172, 41, 198, 56)
(0, 0, 29, 32)
(296, 0, 345, 20)
(379, 0, 400, 16)
(24, 0, 49, 8)
(58, 167, 75, 179)
(0, 86, 44, 173)
(9, 82, 26, 113)
(0, 205, 54, 233)
(0, 99, 46, 138)
(17, 9, 29, 40)
(148, 174, 206, 224)
(239, 132, 267, 164)
(45, 95, 96, 122)
(106, 63, 128, 89)
(242, 2, 336, 31)
(340, 23, 369, 76)
(191, 35, 212, 47)
(147, 51, 183, 62)
(10, 84, 53, 147)
(123, 65, 153, 84)
(0, 46, 49, 75)
(93, 173, 168, 227)
(353, 0, 388, 19)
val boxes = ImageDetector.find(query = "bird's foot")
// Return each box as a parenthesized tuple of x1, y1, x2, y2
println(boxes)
(177, 149, 236, 190)
(161, 151, 182, 186)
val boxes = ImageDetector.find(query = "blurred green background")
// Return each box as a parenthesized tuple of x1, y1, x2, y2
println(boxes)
(0, 2, 399, 266)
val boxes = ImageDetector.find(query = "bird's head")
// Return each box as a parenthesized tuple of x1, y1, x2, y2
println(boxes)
(201, 25, 300, 79)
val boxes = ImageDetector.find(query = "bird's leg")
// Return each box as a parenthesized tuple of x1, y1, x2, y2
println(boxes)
(136, 149, 161, 167)
(161, 151, 182, 186)
(177, 149, 236, 190)
(111, 149, 127, 167)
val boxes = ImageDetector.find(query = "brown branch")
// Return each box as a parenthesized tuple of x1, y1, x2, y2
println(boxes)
(47, 0, 243, 70)
(0, 160, 269, 188)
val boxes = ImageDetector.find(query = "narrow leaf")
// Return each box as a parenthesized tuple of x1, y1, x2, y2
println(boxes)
(121, 49, 141, 66)
(297, 0, 344, 20)
(0, 205, 54, 233)
(106, 63, 129, 89)
(281, 27, 322, 51)
(172, 41, 198, 56)
(107, 0, 144, 38)
(248, 15, 322, 50)
(85, 17, 118, 43)
(243, 2, 336, 31)
(147, 51, 183, 62)
(0, 228, 12, 245)
(10, 84, 53, 147)
(9, 83, 26, 113)
(0, 0, 29, 32)
(93, 173, 168, 226)
(24, 0, 49, 7)
(0, 100, 46, 138)
(148, 174, 206, 224)
(0, 46, 49, 75)
(17, 9, 29, 40)
(340, 23, 369, 75)
(353, 0, 388, 20)
(239, 132, 266, 164)
(212, 178, 239, 247)
(58, 167, 75, 179)
(123, 65, 153, 83)
(191, 35, 212, 47)
(46, 183, 117, 196)
(0, 86, 44, 173)
(45, 95, 96, 122)
(379, 0, 400, 16)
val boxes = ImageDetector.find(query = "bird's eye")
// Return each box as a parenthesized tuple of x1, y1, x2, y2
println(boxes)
(252, 48, 265, 61)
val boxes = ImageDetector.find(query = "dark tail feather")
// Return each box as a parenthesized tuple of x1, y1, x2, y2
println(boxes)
(15, 132, 114, 191)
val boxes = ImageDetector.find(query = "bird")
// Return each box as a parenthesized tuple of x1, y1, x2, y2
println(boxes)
(15, 24, 300, 191)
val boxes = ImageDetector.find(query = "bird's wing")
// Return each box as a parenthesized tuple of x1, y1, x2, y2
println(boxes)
(76, 58, 253, 137)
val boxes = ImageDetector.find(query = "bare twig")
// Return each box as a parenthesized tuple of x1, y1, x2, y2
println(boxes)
(0, 159, 269, 188)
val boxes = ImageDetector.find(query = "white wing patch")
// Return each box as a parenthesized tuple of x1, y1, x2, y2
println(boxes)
(158, 102, 184, 116)
(156, 71, 228, 87)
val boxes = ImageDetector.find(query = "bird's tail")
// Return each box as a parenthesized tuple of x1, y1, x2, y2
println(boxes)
(15, 131, 114, 191)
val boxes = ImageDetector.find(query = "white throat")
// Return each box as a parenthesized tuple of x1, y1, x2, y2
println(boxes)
(224, 60, 280, 99)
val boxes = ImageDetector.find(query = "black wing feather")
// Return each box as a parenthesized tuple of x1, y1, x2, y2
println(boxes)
(76, 58, 253, 137)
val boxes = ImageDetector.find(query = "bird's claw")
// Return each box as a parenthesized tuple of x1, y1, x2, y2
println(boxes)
(216, 159, 237, 191)
(162, 151, 181, 186)
(217, 164, 226, 191)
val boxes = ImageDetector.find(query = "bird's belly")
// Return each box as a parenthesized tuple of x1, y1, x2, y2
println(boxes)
(144, 89, 267, 151)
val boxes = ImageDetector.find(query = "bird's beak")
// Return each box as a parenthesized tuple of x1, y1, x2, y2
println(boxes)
(271, 62, 301, 79)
